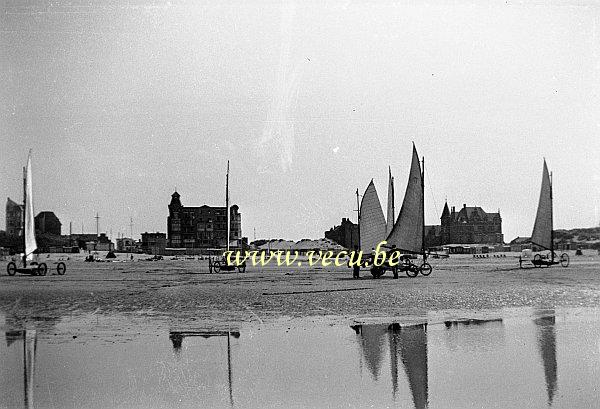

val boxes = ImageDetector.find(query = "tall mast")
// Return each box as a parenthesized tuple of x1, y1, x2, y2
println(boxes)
(22, 165, 26, 267)
(422, 156, 426, 261)
(226, 160, 230, 253)
(356, 188, 361, 251)
(550, 171, 554, 262)
(391, 175, 395, 222)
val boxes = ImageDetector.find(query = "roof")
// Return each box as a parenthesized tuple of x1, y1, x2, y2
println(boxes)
(509, 236, 531, 245)
(6, 197, 23, 210)
(445, 204, 501, 222)
(257, 238, 345, 251)
(291, 238, 345, 251)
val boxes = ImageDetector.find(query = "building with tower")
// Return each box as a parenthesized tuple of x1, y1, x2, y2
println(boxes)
(167, 191, 242, 249)
(6, 197, 23, 237)
(425, 202, 503, 247)
(440, 202, 503, 244)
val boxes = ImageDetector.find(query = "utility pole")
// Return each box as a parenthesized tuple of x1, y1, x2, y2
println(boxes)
(129, 217, 133, 260)
(355, 188, 361, 251)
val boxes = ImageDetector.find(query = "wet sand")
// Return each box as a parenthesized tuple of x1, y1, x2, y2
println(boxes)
(1, 252, 599, 334)
(1, 252, 600, 408)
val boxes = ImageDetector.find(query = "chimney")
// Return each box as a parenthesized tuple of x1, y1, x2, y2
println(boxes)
(463, 204, 466, 209)
(451, 206, 455, 213)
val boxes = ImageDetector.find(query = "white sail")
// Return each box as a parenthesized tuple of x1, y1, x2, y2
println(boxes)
(359, 180, 387, 253)
(397, 324, 428, 409)
(386, 144, 423, 254)
(24, 329, 37, 409)
(386, 167, 395, 235)
(24, 152, 37, 260)
(531, 160, 553, 250)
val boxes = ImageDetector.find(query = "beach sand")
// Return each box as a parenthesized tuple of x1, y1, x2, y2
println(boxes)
(1, 251, 599, 335)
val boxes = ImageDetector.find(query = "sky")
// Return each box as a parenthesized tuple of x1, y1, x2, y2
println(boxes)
(1, 0, 599, 242)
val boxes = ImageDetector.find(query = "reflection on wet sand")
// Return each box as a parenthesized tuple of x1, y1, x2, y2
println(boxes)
(169, 330, 240, 408)
(443, 318, 503, 328)
(443, 317, 505, 353)
(352, 323, 428, 409)
(5, 329, 37, 409)
(534, 309, 558, 406)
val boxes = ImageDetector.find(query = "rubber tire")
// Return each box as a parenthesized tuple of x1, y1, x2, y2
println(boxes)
(213, 260, 221, 273)
(7, 262, 16, 276)
(237, 263, 246, 273)
(37, 263, 47, 276)
(560, 253, 570, 268)
(420, 262, 432, 276)
(371, 266, 384, 279)
(533, 254, 542, 267)
(56, 262, 66, 275)
(406, 262, 419, 278)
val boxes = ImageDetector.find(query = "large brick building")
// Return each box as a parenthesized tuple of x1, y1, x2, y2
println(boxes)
(6, 198, 23, 237)
(439, 203, 503, 244)
(324, 218, 359, 249)
(167, 191, 242, 249)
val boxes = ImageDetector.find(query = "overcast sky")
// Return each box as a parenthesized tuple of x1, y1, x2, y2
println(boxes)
(1, 0, 599, 242)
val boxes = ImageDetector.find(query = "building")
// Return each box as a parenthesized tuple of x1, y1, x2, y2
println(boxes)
(440, 203, 503, 245)
(116, 237, 138, 252)
(89, 233, 114, 251)
(424, 225, 442, 247)
(167, 192, 242, 249)
(6, 198, 23, 237)
(425, 203, 503, 247)
(325, 218, 359, 250)
(69, 234, 99, 250)
(141, 232, 166, 254)
(509, 236, 532, 252)
(35, 211, 62, 235)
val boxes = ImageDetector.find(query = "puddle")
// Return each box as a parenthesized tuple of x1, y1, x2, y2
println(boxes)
(1, 308, 600, 408)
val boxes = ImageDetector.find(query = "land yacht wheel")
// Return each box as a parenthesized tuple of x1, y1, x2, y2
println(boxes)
(406, 262, 419, 278)
(7, 262, 16, 276)
(212, 260, 221, 273)
(560, 253, 570, 268)
(56, 262, 66, 275)
(420, 262, 432, 276)
(237, 263, 246, 273)
(370, 266, 384, 279)
(37, 263, 47, 276)
(533, 254, 542, 267)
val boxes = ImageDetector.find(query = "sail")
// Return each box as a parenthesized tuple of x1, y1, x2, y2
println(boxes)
(397, 324, 428, 409)
(386, 144, 423, 254)
(531, 160, 552, 250)
(352, 324, 388, 381)
(359, 181, 387, 253)
(386, 167, 395, 235)
(24, 152, 37, 260)
(24, 329, 37, 409)
(388, 326, 399, 398)
(534, 310, 557, 406)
